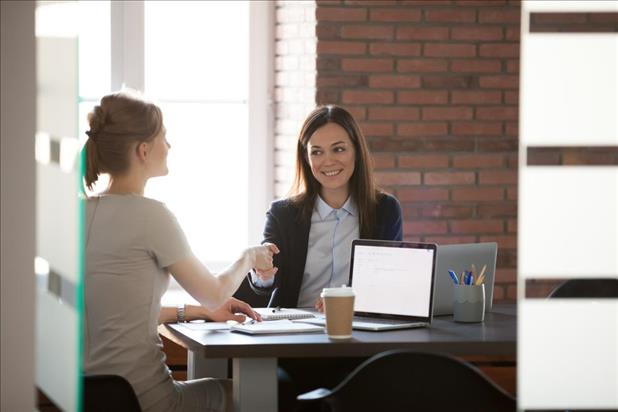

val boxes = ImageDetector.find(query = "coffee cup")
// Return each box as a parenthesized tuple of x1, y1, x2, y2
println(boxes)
(321, 286, 355, 339)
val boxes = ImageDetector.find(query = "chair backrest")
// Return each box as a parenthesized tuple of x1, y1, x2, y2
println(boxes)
(549, 278, 618, 298)
(84, 374, 141, 412)
(302, 350, 515, 412)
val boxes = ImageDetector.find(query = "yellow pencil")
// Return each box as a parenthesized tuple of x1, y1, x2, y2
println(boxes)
(475, 265, 487, 285)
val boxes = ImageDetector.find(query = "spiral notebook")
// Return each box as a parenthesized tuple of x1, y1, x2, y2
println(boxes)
(254, 307, 316, 321)
(231, 319, 323, 335)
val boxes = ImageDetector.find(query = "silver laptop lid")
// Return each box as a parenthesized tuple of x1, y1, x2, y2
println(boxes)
(349, 240, 437, 324)
(433, 242, 498, 316)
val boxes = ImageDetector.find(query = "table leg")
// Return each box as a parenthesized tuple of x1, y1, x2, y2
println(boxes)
(187, 351, 228, 379)
(232, 358, 277, 412)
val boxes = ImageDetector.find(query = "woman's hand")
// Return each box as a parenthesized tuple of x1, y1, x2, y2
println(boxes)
(314, 297, 325, 313)
(202, 297, 262, 323)
(250, 243, 280, 281)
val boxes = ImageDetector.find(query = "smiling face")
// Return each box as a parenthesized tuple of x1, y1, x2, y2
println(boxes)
(306, 122, 356, 200)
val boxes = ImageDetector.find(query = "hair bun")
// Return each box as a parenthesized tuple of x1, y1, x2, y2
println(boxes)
(87, 105, 106, 136)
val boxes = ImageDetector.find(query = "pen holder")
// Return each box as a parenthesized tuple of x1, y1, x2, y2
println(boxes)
(453, 284, 485, 323)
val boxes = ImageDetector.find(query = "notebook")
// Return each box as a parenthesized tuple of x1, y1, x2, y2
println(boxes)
(432, 242, 497, 316)
(254, 307, 315, 321)
(230, 319, 323, 335)
(303, 240, 437, 331)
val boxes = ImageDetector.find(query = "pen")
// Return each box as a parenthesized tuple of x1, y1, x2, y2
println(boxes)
(448, 270, 460, 285)
(267, 287, 279, 308)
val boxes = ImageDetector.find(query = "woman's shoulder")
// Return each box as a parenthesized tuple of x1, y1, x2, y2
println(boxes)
(376, 191, 401, 210)
(269, 197, 302, 215)
(92, 194, 173, 216)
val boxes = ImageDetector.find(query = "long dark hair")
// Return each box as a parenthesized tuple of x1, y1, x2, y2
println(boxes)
(84, 91, 163, 190)
(289, 105, 379, 238)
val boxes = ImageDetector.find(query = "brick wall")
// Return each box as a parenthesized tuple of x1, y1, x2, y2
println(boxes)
(274, 0, 317, 196)
(314, 0, 521, 302)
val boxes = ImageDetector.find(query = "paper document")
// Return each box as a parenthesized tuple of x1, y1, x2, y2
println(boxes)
(254, 307, 316, 321)
(176, 321, 231, 331)
(231, 319, 323, 335)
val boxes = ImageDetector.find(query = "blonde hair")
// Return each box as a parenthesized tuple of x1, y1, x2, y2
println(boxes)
(84, 91, 163, 190)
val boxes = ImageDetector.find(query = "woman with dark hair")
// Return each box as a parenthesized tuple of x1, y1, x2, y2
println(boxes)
(243, 104, 403, 310)
(83, 91, 279, 412)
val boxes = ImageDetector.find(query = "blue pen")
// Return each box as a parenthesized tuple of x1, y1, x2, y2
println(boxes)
(465, 271, 473, 285)
(448, 270, 460, 285)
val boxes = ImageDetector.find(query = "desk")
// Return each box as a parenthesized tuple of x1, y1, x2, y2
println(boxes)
(159, 304, 516, 412)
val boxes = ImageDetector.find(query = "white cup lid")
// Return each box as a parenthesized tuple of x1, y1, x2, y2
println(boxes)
(321, 286, 355, 298)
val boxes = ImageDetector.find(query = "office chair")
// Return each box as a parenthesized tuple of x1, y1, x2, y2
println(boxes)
(84, 375, 141, 412)
(297, 350, 515, 412)
(548, 278, 618, 298)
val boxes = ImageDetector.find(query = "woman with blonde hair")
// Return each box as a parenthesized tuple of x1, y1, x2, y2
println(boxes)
(83, 91, 278, 412)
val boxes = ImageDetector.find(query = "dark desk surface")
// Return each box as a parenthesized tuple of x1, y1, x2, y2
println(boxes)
(160, 304, 516, 359)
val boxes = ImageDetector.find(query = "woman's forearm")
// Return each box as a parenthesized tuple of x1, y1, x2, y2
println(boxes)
(158, 305, 211, 324)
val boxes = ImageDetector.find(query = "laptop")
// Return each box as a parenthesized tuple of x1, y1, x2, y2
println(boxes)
(432, 242, 498, 316)
(299, 240, 437, 331)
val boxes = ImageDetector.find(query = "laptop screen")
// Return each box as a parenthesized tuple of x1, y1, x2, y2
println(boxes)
(350, 240, 436, 319)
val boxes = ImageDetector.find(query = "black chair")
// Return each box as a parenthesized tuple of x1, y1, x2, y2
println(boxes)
(548, 278, 618, 298)
(84, 375, 141, 412)
(297, 350, 515, 412)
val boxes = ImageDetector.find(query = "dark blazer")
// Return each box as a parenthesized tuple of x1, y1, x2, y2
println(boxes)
(234, 193, 403, 308)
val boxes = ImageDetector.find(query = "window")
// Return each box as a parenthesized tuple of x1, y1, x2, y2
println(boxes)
(82, 1, 273, 269)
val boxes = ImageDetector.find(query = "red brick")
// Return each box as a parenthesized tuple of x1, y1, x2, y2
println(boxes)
(505, 122, 518, 136)
(359, 122, 394, 137)
(424, 138, 475, 152)
(370, 8, 421, 22)
(587, 12, 618, 24)
(424, 236, 477, 245)
(532, 12, 587, 24)
(401, 0, 452, 4)
(424, 8, 476, 23)
(342, 58, 393, 72)
(506, 285, 517, 300)
(345, 106, 367, 121)
(504, 91, 519, 104)
(368, 107, 420, 121)
(316, 7, 367, 21)
(316, 23, 339, 39)
(397, 188, 449, 202)
(476, 107, 518, 120)
(452, 153, 505, 169)
(419, 205, 475, 219)
(451, 59, 502, 73)
(399, 154, 449, 168)
(479, 43, 520, 58)
(424, 172, 475, 185)
(375, 171, 421, 186)
(492, 267, 517, 284)
(398, 122, 448, 137)
(343, 0, 399, 4)
(424, 43, 477, 57)
(342, 90, 394, 104)
(369, 74, 421, 89)
(479, 75, 519, 89)
(422, 75, 476, 89)
(506, 59, 519, 73)
(398, 90, 448, 104)
(404, 221, 448, 235)
(451, 27, 504, 41)
(317, 75, 367, 88)
(478, 203, 517, 217)
(451, 187, 504, 201)
(450, 220, 504, 234)
(479, 170, 517, 184)
(341, 25, 394, 40)
(451, 91, 502, 104)
(372, 153, 396, 169)
(505, 27, 520, 41)
(422, 107, 473, 120)
(396, 27, 450, 40)
(493, 286, 505, 301)
(370, 42, 422, 56)
(317, 41, 367, 55)
(452, 122, 502, 135)
(479, 9, 521, 24)
(507, 219, 517, 233)
(478, 138, 518, 151)
(398, 59, 448, 73)
(454, 0, 507, 5)
(507, 186, 517, 200)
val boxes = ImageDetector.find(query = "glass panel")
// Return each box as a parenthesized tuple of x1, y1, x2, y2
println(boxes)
(521, 34, 618, 146)
(77, 1, 110, 99)
(145, 102, 248, 265)
(35, 1, 83, 411)
(519, 167, 618, 278)
(519, 300, 618, 409)
(144, 1, 249, 101)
